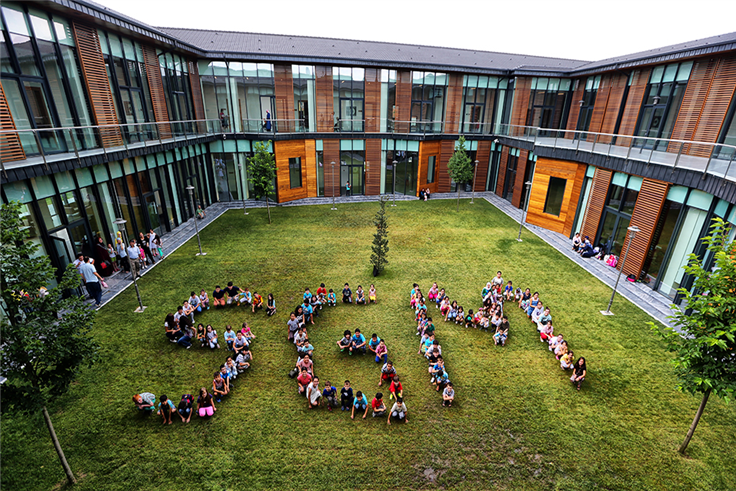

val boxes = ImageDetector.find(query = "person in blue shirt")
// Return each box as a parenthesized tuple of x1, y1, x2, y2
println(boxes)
(322, 381, 338, 411)
(79, 257, 103, 306)
(302, 300, 314, 325)
(224, 325, 237, 351)
(351, 391, 369, 420)
(327, 289, 337, 306)
(367, 333, 381, 355)
(350, 328, 366, 355)
(303, 287, 312, 302)
(157, 394, 176, 425)
(342, 283, 352, 303)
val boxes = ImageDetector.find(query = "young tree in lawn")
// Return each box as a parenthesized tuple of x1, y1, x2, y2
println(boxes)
(0, 201, 100, 484)
(247, 140, 277, 224)
(370, 197, 390, 276)
(650, 217, 736, 454)
(447, 136, 474, 212)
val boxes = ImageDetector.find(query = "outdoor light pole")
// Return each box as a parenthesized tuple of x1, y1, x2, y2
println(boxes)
(114, 218, 146, 313)
(239, 161, 248, 215)
(391, 160, 397, 207)
(186, 185, 206, 256)
(330, 161, 337, 210)
(471, 160, 479, 204)
(516, 181, 533, 242)
(601, 225, 640, 316)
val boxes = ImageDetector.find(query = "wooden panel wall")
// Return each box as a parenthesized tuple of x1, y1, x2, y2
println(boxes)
(274, 64, 295, 133)
(142, 45, 171, 139)
(418, 140, 441, 194)
(616, 68, 651, 139)
(565, 79, 585, 136)
(72, 22, 123, 147)
(0, 81, 26, 162)
(188, 61, 206, 129)
(598, 74, 629, 144)
(323, 139, 340, 196)
(587, 74, 612, 137)
(525, 158, 587, 235)
(474, 141, 491, 192)
(619, 178, 670, 278)
(365, 139, 381, 195)
(275, 140, 310, 202)
(437, 140, 455, 192)
(580, 167, 612, 241)
(444, 73, 463, 134)
(364, 68, 381, 133)
(495, 146, 510, 196)
(689, 55, 736, 156)
(511, 149, 529, 208)
(668, 58, 719, 152)
(395, 70, 412, 133)
(315, 66, 334, 132)
(304, 140, 317, 197)
(510, 77, 532, 128)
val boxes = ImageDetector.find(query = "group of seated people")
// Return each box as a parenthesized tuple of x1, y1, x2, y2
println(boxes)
(211, 282, 276, 315)
(518, 286, 588, 390)
(572, 232, 602, 259)
(411, 283, 455, 407)
(288, 283, 408, 424)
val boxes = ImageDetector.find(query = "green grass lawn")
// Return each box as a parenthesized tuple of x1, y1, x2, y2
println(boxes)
(2, 199, 735, 491)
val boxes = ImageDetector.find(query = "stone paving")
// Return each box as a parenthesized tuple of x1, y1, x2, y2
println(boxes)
(90, 191, 677, 326)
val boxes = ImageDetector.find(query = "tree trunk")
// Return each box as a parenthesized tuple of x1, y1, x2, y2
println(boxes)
(456, 188, 460, 212)
(266, 198, 272, 224)
(42, 406, 76, 484)
(679, 388, 711, 454)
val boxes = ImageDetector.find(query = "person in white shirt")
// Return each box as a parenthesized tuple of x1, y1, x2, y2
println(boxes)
(79, 256, 103, 306)
(126, 240, 141, 278)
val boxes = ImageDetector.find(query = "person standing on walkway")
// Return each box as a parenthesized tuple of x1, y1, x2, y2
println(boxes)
(345, 180, 351, 196)
(127, 239, 141, 279)
(116, 239, 130, 273)
(79, 256, 103, 307)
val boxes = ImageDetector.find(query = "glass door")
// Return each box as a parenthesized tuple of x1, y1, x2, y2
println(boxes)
(350, 165, 364, 196)
(49, 229, 74, 278)
(145, 193, 163, 236)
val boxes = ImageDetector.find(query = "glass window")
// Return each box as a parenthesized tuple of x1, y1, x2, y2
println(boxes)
(543, 177, 567, 216)
(2, 6, 29, 36)
(289, 157, 302, 188)
(659, 207, 708, 297)
(12, 34, 40, 76)
(427, 155, 436, 184)
(643, 200, 682, 285)
(60, 191, 82, 223)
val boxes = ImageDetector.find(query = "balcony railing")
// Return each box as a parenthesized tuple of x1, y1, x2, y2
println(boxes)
(496, 124, 736, 182)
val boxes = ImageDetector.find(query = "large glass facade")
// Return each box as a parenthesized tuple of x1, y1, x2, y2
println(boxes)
(383, 140, 419, 196)
(292, 65, 316, 131)
(526, 77, 572, 135)
(461, 75, 510, 134)
(333, 67, 364, 132)
(411, 71, 446, 132)
(596, 173, 641, 256)
(576, 76, 600, 133)
(339, 140, 365, 195)
(380, 69, 396, 132)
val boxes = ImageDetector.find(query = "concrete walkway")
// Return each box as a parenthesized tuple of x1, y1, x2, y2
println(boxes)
(91, 191, 677, 326)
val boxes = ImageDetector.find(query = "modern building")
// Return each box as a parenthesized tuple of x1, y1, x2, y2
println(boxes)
(1, 0, 735, 304)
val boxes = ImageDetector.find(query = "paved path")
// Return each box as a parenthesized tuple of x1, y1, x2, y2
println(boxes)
(91, 191, 677, 326)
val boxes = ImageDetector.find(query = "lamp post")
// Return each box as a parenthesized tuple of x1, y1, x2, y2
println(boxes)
(516, 181, 533, 242)
(114, 218, 146, 313)
(330, 161, 337, 210)
(186, 185, 206, 256)
(601, 225, 640, 316)
(471, 159, 479, 204)
(391, 160, 397, 207)
(238, 160, 248, 215)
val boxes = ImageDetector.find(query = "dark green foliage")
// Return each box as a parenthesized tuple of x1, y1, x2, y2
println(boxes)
(446, 136, 474, 211)
(370, 197, 389, 275)
(247, 140, 277, 223)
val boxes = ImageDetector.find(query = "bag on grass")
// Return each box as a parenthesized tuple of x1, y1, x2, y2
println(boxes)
(288, 368, 299, 378)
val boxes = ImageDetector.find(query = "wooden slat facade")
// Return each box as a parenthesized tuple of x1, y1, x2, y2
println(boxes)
(619, 178, 670, 277)
(495, 146, 510, 196)
(323, 139, 340, 196)
(142, 45, 171, 139)
(668, 58, 718, 152)
(72, 21, 123, 147)
(418, 140, 441, 194)
(510, 77, 532, 128)
(474, 141, 491, 192)
(525, 157, 587, 235)
(689, 55, 736, 157)
(587, 74, 611, 137)
(274, 64, 295, 133)
(364, 68, 381, 133)
(565, 79, 585, 137)
(365, 138, 381, 195)
(511, 149, 529, 208)
(274, 139, 317, 202)
(395, 70, 412, 133)
(616, 68, 651, 140)
(437, 140, 455, 192)
(188, 61, 206, 133)
(444, 73, 463, 134)
(598, 74, 628, 144)
(315, 66, 334, 132)
(0, 81, 27, 162)
(580, 167, 612, 241)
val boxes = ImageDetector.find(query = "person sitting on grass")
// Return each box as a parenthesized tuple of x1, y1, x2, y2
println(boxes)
(571, 357, 587, 390)
(435, 288, 446, 309)
(337, 330, 352, 352)
(445, 300, 458, 322)
(241, 322, 256, 343)
(519, 288, 532, 310)
(342, 283, 353, 304)
(235, 349, 251, 373)
(389, 375, 403, 400)
(316, 283, 327, 307)
(212, 285, 226, 308)
(296, 367, 312, 397)
(427, 282, 439, 303)
(504, 281, 514, 301)
(439, 297, 451, 319)
(302, 299, 314, 325)
(225, 357, 238, 382)
(429, 357, 445, 383)
(266, 293, 276, 316)
(182, 300, 196, 322)
(352, 391, 369, 420)
(199, 289, 210, 310)
(252, 291, 263, 313)
(526, 292, 540, 318)
(442, 382, 455, 407)
(196, 387, 216, 417)
(368, 284, 377, 303)
(464, 309, 475, 328)
(536, 307, 552, 332)
(368, 333, 381, 355)
(233, 331, 248, 356)
(224, 325, 236, 351)
(212, 371, 228, 402)
(287, 312, 300, 342)
(387, 397, 408, 425)
(455, 306, 464, 325)
(303, 287, 313, 303)
(355, 285, 366, 305)
(297, 340, 314, 360)
(372, 392, 387, 417)
(133, 392, 156, 413)
(164, 313, 182, 343)
(219, 365, 233, 392)
(531, 301, 545, 325)
(306, 376, 321, 409)
(157, 394, 176, 425)
(206, 325, 219, 349)
(433, 369, 450, 393)
(560, 350, 575, 370)
(350, 328, 367, 355)
(374, 339, 388, 364)
(494, 315, 509, 346)
(224, 282, 241, 306)
(327, 289, 337, 306)
(196, 323, 206, 348)
(555, 340, 569, 360)
(177, 394, 193, 423)
(237, 287, 252, 307)
(341, 380, 353, 411)
(323, 381, 338, 411)
(548, 334, 564, 353)
(425, 342, 442, 364)
(379, 361, 397, 386)
(419, 333, 436, 356)
(188, 291, 202, 314)
(309, 293, 321, 316)
(294, 325, 308, 348)
(177, 317, 194, 349)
